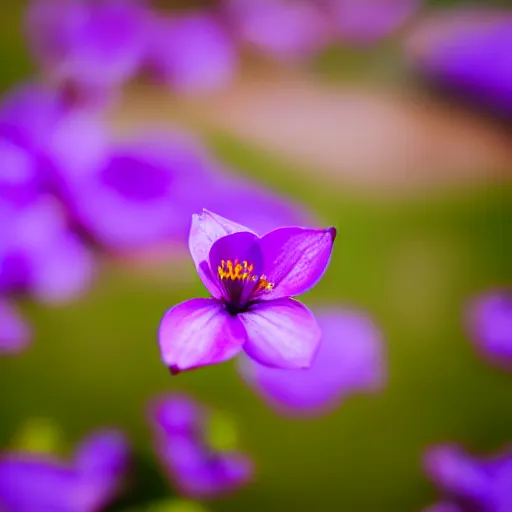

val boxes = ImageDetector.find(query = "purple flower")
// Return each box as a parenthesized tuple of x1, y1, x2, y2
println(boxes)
(239, 308, 385, 416)
(0, 197, 94, 303)
(424, 444, 512, 512)
(0, 430, 130, 511)
(159, 210, 336, 374)
(405, 8, 512, 116)
(24, 0, 149, 105)
(466, 289, 512, 370)
(0, 300, 31, 355)
(149, 394, 253, 499)
(147, 10, 237, 94)
(325, 0, 421, 46)
(49, 119, 310, 251)
(225, 0, 331, 61)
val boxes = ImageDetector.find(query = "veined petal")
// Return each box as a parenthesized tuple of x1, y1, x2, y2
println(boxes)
(259, 226, 336, 300)
(240, 298, 320, 369)
(159, 298, 246, 374)
(189, 210, 255, 296)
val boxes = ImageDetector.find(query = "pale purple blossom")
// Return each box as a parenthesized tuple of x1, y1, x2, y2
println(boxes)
(225, 0, 331, 61)
(0, 197, 94, 303)
(25, 0, 149, 105)
(147, 10, 237, 94)
(149, 394, 253, 499)
(0, 430, 130, 511)
(0, 299, 31, 355)
(423, 444, 512, 512)
(325, 0, 421, 46)
(405, 8, 512, 117)
(467, 289, 512, 370)
(239, 308, 386, 416)
(159, 210, 336, 374)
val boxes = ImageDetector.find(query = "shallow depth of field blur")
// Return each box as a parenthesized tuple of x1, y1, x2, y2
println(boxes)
(1, 0, 511, 511)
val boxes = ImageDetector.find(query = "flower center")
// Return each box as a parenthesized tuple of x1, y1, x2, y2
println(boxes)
(217, 259, 274, 292)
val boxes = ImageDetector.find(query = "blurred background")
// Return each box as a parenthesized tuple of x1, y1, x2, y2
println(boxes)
(0, 0, 511, 510)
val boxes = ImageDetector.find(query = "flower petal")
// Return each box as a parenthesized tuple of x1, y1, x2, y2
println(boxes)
(150, 394, 203, 438)
(189, 210, 255, 295)
(159, 298, 246, 373)
(239, 308, 385, 415)
(259, 226, 336, 300)
(0, 300, 31, 355)
(424, 445, 491, 502)
(240, 298, 320, 369)
(208, 231, 263, 306)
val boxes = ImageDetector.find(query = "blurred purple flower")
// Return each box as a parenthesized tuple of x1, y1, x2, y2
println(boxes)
(422, 504, 463, 512)
(0, 430, 130, 512)
(0, 197, 94, 303)
(225, 0, 331, 61)
(25, 0, 149, 105)
(0, 300, 31, 355)
(147, 10, 237, 94)
(406, 9, 512, 117)
(424, 444, 512, 512)
(48, 118, 311, 251)
(159, 210, 336, 374)
(239, 308, 386, 416)
(466, 289, 512, 370)
(325, 0, 421, 46)
(149, 394, 252, 499)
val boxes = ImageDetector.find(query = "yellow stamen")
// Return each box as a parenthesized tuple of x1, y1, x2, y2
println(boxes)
(217, 260, 274, 292)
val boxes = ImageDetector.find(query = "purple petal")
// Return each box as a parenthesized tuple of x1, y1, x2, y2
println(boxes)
(163, 436, 253, 499)
(159, 298, 246, 374)
(189, 210, 255, 296)
(25, 0, 149, 91)
(0, 300, 31, 355)
(150, 394, 203, 438)
(208, 231, 263, 305)
(74, 430, 130, 480)
(226, 0, 331, 61)
(239, 308, 385, 414)
(148, 11, 236, 94)
(406, 9, 512, 116)
(424, 445, 492, 503)
(327, 0, 421, 46)
(258, 226, 336, 300)
(467, 289, 512, 369)
(0, 454, 103, 511)
(240, 298, 320, 369)
(0, 197, 94, 303)
(0, 82, 65, 152)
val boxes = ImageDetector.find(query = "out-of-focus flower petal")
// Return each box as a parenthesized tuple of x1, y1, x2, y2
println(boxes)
(239, 309, 385, 415)
(149, 394, 253, 500)
(164, 436, 253, 499)
(225, 0, 331, 61)
(0, 82, 64, 151)
(25, 0, 149, 92)
(467, 289, 512, 369)
(405, 9, 512, 116)
(148, 11, 236, 94)
(150, 395, 203, 438)
(74, 430, 130, 479)
(0, 197, 94, 303)
(326, 0, 421, 46)
(0, 300, 31, 355)
(159, 298, 246, 374)
(259, 226, 336, 300)
(424, 445, 492, 503)
(240, 297, 320, 369)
